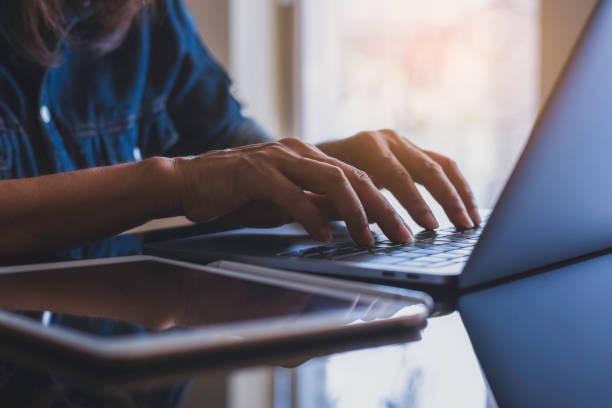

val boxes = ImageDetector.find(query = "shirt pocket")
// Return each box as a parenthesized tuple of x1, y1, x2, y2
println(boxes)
(70, 100, 180, 168)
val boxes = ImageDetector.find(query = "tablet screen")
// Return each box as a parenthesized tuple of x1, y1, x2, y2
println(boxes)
(0, 260, 386, 339)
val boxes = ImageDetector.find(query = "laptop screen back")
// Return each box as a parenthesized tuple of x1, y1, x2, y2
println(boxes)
(459, 251, 612, 406)
(461, 0, 612, 288)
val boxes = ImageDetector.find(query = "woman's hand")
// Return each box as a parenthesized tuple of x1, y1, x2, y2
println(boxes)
(173, 138, 412, 246)
(317, 130, 480, 230)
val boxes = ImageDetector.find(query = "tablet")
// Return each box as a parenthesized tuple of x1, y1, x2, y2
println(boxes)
(0, 255, 429, 372)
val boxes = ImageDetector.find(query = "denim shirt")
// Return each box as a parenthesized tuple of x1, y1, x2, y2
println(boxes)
(0, 0, 271, 180)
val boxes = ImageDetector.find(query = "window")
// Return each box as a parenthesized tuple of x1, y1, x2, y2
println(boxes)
(298, 0, 540, 206)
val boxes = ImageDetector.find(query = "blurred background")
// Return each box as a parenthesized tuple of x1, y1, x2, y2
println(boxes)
(175, 2, 597, 408)
(186, 0, 596, 208)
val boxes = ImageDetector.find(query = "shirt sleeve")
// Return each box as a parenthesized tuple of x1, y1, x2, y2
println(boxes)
(221, 117, 275, 148)
(154, 0, 271, 155)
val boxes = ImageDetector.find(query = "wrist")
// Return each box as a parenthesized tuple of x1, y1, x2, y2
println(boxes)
(141, 157, 184, 218)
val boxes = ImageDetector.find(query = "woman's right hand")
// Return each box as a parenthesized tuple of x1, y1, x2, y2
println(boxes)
(172, 138, 413, 246)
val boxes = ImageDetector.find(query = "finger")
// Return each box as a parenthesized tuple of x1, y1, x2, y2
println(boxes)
(304, 192, 342, 220)
(306, 193, 392, 223)
(424, 150, 481, 225)
(337, 165, 413, 243)
(378, 154, 439, 230)
(250, 168, 332, 242)
(392, 141, 474, 229)
(280, 139, 412, 243)
(278, 157, 375, 246)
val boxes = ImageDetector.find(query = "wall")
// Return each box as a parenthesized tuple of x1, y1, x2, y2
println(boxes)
(183, 0, 230, 68)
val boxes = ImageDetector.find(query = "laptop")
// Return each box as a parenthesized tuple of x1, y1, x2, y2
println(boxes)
(147, 0, 612, 288)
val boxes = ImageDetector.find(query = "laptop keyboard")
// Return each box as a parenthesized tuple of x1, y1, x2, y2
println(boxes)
(277, 221, 486, 269)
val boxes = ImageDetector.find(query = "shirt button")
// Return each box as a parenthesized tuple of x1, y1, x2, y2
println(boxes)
(133, 147, 143, 161)
(40, 106, 51, 124)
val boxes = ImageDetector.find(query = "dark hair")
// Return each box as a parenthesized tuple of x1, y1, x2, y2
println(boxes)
(0, 0, 154, 66)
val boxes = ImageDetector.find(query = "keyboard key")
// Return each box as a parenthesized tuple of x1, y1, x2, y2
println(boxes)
(413, 248, 447, 255)
(415, 237, 435, 243)
(400, 249, 433, 256)
(450, 244, 474, 250)
(431, 238, 454, 243)
(428, 253, 456, 260)
(341, 254, 403, 265)
(446, 249, 473, 256)
(442, 242, 471, 248)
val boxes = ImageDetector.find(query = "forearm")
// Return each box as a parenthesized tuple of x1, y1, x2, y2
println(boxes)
(0, 157, 180, 259)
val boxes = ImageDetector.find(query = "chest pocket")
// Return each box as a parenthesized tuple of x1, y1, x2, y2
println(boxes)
(69, 100, 180, 168)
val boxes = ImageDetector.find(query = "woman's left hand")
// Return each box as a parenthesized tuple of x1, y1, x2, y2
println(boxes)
(317, 129, 480, 230)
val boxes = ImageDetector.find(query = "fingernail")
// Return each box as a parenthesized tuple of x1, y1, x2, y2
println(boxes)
(469, 207, 481, 225)
(459, 212, 474, 229)
(398, 215, 414, 243)
(319, 228, 333, 242)
(362, 229, 375, 246)
(401, 226, 414, 243)
(424, 212, 439, 229)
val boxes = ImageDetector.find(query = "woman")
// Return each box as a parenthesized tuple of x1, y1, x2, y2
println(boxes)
(0, 0, 480, 259)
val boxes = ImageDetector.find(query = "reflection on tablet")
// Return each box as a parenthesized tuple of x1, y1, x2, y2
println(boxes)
(0, 260, 387, 337)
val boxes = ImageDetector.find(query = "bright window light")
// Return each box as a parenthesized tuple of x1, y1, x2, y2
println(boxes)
(299, 0, 540, 207)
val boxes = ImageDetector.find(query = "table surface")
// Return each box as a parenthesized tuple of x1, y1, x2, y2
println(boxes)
(178, 311, 496, 408)
(0, 222, 498, 408)
(0, 312, 496, 408)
